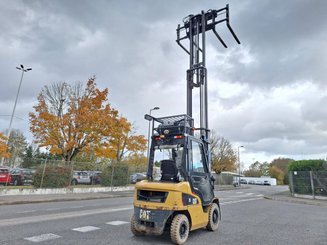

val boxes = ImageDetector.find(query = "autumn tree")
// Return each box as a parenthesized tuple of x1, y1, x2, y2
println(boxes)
(210, 132, 237, 173)
(123, 153, 147, 168)
(96, 118, 147, 163)
(270, 157, 294, 172)
(269, 165, 285, 185)
(270, 157, 294, 184)
(30, 77, 146, 162)
(0, 132, 10, 159)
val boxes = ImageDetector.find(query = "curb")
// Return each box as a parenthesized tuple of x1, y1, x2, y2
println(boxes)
(0, 186, 134, 196)
(215, 185, 250, 191)
(264, 193, 327, 207)
(0, 191, 135, 206)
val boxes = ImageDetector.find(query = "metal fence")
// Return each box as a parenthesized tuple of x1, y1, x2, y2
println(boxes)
(289, 171, 327, 199)
(0, 158, 147, 190)
(213, 173, 235, 185)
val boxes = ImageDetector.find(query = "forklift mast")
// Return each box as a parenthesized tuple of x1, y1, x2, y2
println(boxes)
(176, 4, 240, 142)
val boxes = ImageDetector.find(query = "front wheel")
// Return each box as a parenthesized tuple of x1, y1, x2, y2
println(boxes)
(130, 215, 144, 236)
(206, 202, 220, 231)
(170, 214, 189, 245)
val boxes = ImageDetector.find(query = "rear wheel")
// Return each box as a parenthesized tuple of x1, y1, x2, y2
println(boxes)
(206, 202, 220, 231)
(130, 215, 144, 236)
(13, 179, 18, 186)
(170, 214, 189, 245)
(71, 179, 78, 185)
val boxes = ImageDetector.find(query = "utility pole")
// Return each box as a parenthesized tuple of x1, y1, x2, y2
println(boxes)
(1, 65, 32, 165)
(238, 146, 244, 186)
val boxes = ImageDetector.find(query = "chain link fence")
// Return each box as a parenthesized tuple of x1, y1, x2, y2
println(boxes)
(213, 172, 235, 185)
(0, 158, 147, 190)
(289, 171, 327, 199)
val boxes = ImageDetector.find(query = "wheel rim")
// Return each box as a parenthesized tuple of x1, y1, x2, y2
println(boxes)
(213, 209, 219, 224)
(179, 221, 187, 239)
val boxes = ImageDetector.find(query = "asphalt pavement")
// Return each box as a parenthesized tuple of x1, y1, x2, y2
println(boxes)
(0, 185, 327, 245)
(0, 184, 326, 207)
(0, 185, 325, 245)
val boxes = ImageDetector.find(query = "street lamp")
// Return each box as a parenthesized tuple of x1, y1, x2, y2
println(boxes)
(147, 107, 160, 161)
(238, 145, 244, 186)
(1, 65, 32, 165)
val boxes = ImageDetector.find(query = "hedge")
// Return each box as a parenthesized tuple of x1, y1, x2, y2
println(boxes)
(100, 164, 129, 187)
(288, 159, 325, 171)
(288, 160, 326, 195)
(33, 165, 72, 188)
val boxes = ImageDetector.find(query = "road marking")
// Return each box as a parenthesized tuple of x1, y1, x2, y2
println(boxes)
(69, 205, 85, 209)
(46, 208, 61, 211)
(245, 193, 254, 195)
(221, 197, 263, 205)
(24, 233, 61, 242)
(0, 206, 133, 227)
(256, 194, 264, 197)
(106, 221, 129, 226)
(236, 192, 244, 194)
(72, 226, 100, 233)
(16, 210, 37, 214)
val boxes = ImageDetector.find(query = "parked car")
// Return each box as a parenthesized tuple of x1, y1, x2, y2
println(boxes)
(88, 171, 102, 185)
(255, 180, 263, 185)
(10, 168, 35, 186)
(263, 180, 271, 186)
(0, 167, 11, 185)
(240, 179, 247, 184)
(248, 180, 255, 185)
(130, 173, 146, 184)
(71, 171, 92, 185)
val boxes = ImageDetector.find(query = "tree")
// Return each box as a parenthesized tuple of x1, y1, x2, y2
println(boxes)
(0, 132, 10, 159)
(259, 162, 270, 176)
(269, 165, 285, 185)
(30, 77, 146, 162)
(123, 153, 147, 168)
(7, 129, 27, 166)
(210, 132, 237, 174)
(270, 157, 294, 172)
(244, 161, 263, 177)
(270, 157, 294, 184)
(98, 118, 147, 163)
(22, 145, 61, 168)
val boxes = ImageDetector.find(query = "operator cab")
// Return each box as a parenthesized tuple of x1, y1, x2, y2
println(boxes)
(145, 114, 214, 206)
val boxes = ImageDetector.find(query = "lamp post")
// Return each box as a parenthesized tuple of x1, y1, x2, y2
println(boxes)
(238, 145, 244, 186)
(1, 65, 32, 165)
(147, 107, 159, 161)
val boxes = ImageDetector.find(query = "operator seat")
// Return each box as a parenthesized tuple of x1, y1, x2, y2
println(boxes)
(160, 160, 179, 182)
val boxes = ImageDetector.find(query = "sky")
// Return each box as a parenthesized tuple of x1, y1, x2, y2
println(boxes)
(1, 0, 327, 168)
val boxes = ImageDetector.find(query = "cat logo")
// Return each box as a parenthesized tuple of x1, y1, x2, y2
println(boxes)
(139, 209, 151, 220)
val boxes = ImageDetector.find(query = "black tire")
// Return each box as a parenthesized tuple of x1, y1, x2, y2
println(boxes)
(170, 214, 189, 245)
(13, 179, 18, 186)
(130, 215, 144, 236)
(206, 203, 220, 231)
(71, 179, 78, 185)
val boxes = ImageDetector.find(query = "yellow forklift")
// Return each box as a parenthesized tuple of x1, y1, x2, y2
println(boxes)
(131, 5, 240, 244)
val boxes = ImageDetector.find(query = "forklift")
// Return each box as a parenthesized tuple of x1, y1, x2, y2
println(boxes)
(131, 5, 240, 244)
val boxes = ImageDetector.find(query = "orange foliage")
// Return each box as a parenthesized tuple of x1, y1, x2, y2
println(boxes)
(29, 77, 146, 162)
(0, 132, 10, 159)
(95, 117, 147, 162)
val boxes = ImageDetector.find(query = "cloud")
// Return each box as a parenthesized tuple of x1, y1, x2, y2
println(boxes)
(1, 0, 327, 166)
